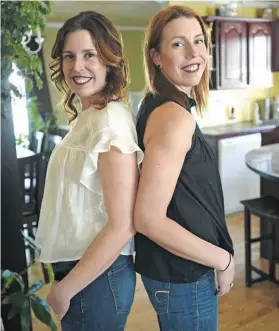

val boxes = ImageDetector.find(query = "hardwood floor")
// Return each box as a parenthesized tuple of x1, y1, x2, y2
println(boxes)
(30, 213, 279, 331)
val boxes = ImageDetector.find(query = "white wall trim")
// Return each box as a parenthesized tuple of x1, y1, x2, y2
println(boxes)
(47, 22, 146, 31)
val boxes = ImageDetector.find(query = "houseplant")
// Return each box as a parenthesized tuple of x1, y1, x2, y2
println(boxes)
(1, 234, 56, 330)
(1, 2, 55, 330)
(1, 1, 53, 113)
(2, 0, 58, 151)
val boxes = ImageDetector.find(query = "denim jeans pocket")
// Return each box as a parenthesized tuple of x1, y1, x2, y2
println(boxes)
(107, 255, 136, 314)
(141, 276, 170, 315)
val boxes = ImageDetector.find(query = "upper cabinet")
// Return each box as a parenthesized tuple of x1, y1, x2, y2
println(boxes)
(219, 22, 248, 89)
(248, 23, 272, 87)
(204, 17, 273, 89)
(272, 19, 279, 71)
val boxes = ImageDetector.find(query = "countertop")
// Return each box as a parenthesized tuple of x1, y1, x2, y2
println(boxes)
(201, 120, 279, 138)
(245, 143, 279, 182)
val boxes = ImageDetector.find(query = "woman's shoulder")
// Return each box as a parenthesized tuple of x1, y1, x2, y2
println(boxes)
(107, 100, 136, 128)
(151, 100, 195, 132)
(107, 100, 132, 116)
(76, 101, 135, 133)
(138, 92, 176, 120)
(141, 92, 171, 109)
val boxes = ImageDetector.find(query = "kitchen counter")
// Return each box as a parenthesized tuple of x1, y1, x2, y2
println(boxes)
(202, 120, 279, 139)
(246, 143, 279, 182)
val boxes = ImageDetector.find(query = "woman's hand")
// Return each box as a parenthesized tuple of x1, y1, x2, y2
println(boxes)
(216, 255, 235, 296)
(47, 281, 71, 320)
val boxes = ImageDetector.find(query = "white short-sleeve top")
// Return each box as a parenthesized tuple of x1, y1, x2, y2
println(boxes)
(35, 101, 144, 263)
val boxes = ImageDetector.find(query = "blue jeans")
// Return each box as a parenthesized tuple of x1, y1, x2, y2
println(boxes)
(141, 270, 218, 331)
(52, 255, 136, 331)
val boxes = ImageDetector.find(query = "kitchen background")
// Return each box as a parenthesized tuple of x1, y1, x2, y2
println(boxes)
(41, 0, 279, 127)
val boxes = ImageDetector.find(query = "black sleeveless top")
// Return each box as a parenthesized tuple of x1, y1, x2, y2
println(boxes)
(135, 92, 234, 283)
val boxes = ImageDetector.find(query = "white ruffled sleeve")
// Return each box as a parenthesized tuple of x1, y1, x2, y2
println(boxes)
(80, 114, 143, 195)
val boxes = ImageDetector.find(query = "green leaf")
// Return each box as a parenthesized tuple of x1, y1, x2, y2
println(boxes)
(2, 0, 54, 114)
(20, 299, 31, 331)
(26, 77, 33, 93)
(2, 292, 27, 322)
(29, 294, 57, 331)
(28, 281, 43, 294)
(1, 270, 25, 292)
(7, 300, 23, 320)
(2, 295, 12, 305)
(1, 270, 14, 286)
(2, 292, 26, 306)
(44, 264, 54, 283)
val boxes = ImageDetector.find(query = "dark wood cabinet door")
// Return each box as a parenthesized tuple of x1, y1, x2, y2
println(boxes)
(272, 19, 279, 72)
(261, 127, 279, 146)
(219, 22, 247, 89)
(249, 23, 272, 87)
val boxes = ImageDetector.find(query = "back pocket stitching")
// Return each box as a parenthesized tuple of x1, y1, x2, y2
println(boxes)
(107, 273, 123, 314)
(107, 264, 135, 315)
(143, 279, 170, 315)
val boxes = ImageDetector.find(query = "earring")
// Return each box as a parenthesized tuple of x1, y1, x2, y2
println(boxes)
(157, 64, 162, 68)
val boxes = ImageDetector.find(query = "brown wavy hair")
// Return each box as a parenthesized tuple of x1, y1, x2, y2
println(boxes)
(144, 5, 210, 114)
(50, 11, 129, 123)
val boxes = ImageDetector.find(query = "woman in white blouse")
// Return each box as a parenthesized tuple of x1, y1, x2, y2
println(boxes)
(35, 11, 143, 331)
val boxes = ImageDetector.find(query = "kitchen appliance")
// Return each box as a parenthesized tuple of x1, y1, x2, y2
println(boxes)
(218, 133, 261, 215)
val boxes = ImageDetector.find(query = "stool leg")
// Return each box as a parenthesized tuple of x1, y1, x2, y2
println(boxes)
(269, 223, 276, 280)
(244, 207, 252, 287)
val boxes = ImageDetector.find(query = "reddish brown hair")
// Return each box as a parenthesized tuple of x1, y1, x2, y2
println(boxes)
(144, 5, 210, 114)
(50, 11, 129, 123)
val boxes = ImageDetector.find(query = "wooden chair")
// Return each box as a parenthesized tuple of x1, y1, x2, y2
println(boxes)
(29, 131, 44, 154)
(18, 153, 49, 283)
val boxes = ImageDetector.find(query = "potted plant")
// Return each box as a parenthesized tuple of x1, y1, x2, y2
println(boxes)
(1, 234, 56, 331)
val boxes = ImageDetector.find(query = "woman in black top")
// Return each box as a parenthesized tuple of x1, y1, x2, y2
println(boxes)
(134, 5, 234, 330)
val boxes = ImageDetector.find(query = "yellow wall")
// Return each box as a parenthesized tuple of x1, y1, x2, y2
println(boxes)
(122, 30, 145, 91)
(170, 1, 279, 127)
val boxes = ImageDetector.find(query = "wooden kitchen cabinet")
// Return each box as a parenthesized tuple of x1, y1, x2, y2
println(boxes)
(204, 17, 273, 89)
(249, 23, 272, 87)
(261, 126, 279, 145)
(219, 21, 248, 89)
(272, 19, 279, 72)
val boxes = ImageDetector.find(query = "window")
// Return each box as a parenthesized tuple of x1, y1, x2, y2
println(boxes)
(10, 64, 30, 146)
